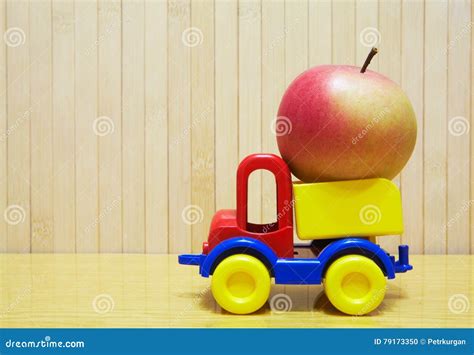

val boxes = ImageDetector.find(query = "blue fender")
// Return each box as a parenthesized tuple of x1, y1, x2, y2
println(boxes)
(315, 238, 395, 280)
(200, 237, 278, 277)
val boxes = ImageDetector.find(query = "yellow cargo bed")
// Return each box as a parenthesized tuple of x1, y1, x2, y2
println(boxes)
(293, 178, 403, 240)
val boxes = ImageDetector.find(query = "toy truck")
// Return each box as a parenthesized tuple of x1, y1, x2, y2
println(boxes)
(179, 154, 412, 315)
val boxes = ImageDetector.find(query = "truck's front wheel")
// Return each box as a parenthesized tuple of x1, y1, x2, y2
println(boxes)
(324, 254, 386, 315)
(211, 254, 271, 314)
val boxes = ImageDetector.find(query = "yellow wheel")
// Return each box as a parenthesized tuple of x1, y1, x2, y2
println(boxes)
(324, 254, 386, 315)
(211, 254, 271, 314)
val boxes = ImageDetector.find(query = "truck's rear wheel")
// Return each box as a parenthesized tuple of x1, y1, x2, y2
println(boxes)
(324, 254, 386, 315)
(211, 254, 271, 314)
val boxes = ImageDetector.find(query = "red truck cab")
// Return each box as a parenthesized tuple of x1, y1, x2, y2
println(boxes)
(206, 154, 294, 258)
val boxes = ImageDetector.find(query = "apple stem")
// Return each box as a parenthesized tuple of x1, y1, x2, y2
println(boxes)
(360, 47, 378, 73)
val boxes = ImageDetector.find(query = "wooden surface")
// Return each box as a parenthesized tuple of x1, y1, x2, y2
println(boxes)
(0, 0, 472, 254)
(0, 254, 472, 328)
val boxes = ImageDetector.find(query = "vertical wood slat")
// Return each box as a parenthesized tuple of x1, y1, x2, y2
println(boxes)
(52, 0, 76, 252)
(378, 0, 402, 83)
(261, 0, 284, 224)
(377, 0, 402, 255)
(401, 0, 424, 254)
(471, 0, 474, 255)
(30, 0, 53, 253)
(191, 0, 215, 253)
(122, 0, 145, 253)
(309, 0, 331, 67)
(168, 0, 191, 253)
(0, 0, 6, 252)
(447, 0, 471, 254)
(239, 0, 262, 224)
(145, 0, 168, 253)
(215, 0, 238, 212)
(6, 0, 30, 252)
(75, 0, 98, 253)
(424, 0, 448, 254)
(98, 0, 122, 253)
(332, 0, 355, 65)
(285, 0, 308, 80)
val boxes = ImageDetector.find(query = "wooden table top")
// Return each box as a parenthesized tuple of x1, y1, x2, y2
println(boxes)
(0, 254, 472, 328)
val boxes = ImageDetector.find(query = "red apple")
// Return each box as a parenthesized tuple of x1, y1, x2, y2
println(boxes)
(276, 51, 417, 183)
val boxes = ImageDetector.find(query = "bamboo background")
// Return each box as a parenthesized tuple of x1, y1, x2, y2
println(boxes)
(0, 0, 471, 254)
